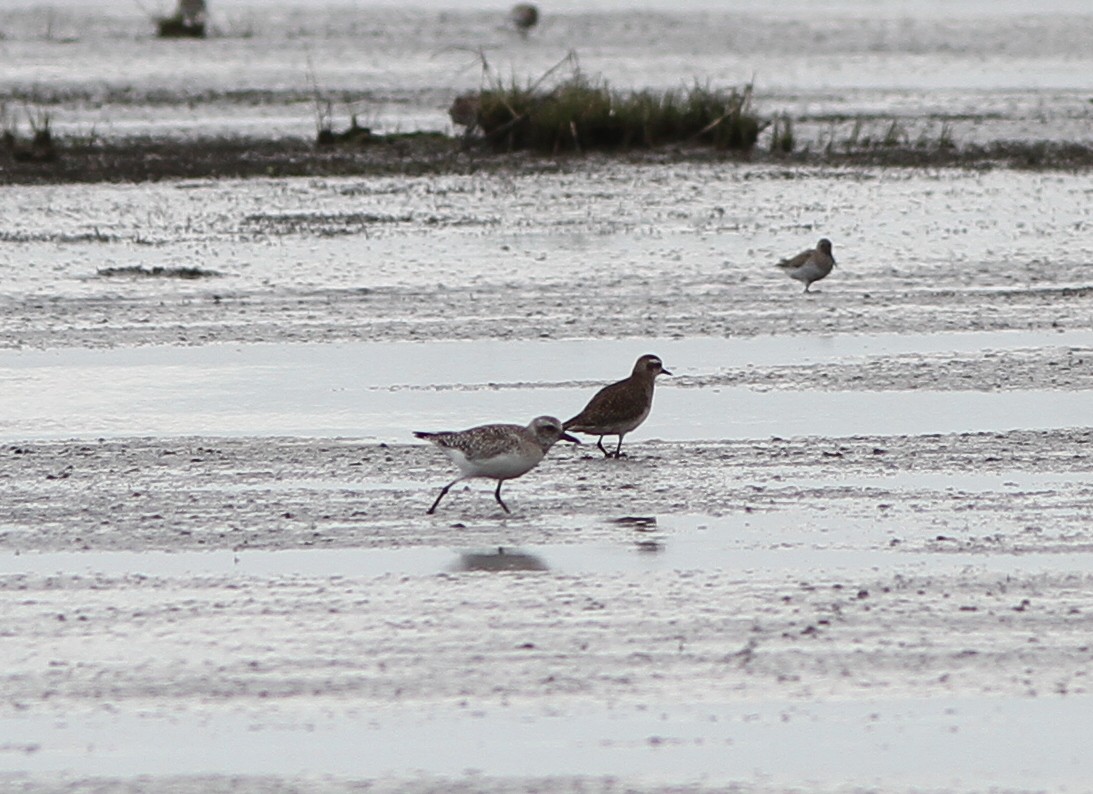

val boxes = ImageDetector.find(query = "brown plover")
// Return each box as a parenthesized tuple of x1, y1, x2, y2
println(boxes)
(564, 354, 671, 458)
(776, 238, 836, 292)
(415, 416, 578, 514)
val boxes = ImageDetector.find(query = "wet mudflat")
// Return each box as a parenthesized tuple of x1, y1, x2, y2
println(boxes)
(2, 375, 1092, 793)
(2, 165, 1092, 350)
(2, 10, 1093, 784)
(2, 427, 1093, 792)
(0, 165, 1092, 791)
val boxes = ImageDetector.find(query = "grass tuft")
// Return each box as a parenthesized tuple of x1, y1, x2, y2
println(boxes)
(769, 113, 795, 154)
(2, 101, 58, 163)
(468, 72, 763, 154)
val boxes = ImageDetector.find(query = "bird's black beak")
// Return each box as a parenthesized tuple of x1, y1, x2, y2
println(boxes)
(661, 368, 673, 376)
(561, 432, 581, 444)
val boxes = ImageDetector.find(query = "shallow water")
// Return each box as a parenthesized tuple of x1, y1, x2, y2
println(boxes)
(4, 696, 1092, 788)
(2, 331, 1090, 441)
(6, 534, 1093, 580)
(2, 0, 1091, 147)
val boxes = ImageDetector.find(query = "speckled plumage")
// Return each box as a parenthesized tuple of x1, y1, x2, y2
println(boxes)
(776, 238, 836, 292)
(564, 354, 671, 458)
(415, 415, 578, 514)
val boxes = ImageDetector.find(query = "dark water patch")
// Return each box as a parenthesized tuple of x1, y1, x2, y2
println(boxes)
(96, 265, 221, 279)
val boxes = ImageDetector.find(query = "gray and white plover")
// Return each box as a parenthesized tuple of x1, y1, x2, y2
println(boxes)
(415, 416, 578, 514)
(776, 238, 836, 292)
(564, 354, 671, 458)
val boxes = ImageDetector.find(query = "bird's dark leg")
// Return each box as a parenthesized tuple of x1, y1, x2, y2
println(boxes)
(494, 480, 511, 514)
(427, 479, 459, 514)
(596, 436, 609, 457)
(613, 434, 625, 458)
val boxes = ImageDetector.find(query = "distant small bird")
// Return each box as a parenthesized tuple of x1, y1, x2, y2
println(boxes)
(564, 354, 671, 458)
(448, 93, 480, 130)
(509, 3, 539, 36)
(415, 416, 578, 514)
(776, 238, 836, 292)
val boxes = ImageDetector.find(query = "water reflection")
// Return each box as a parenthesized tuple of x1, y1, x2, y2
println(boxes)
(610, 516, 658, 531)
(450, 547, 549, 573)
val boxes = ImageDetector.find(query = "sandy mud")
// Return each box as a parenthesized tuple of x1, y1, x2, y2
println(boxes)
(2, 165, 1091, 351)
(2, 420, 1092, 791)
(3, 554, 1093, 790)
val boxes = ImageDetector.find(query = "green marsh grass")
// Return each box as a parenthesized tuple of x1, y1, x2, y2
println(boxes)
(769, 113, 795, 154)
(473, 76, 763, 154)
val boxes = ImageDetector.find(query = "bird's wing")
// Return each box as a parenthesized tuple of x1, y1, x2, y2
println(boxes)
(429, 424, 524, 458)
(566, 380, 645, 427)
(776, 249, 813, 270)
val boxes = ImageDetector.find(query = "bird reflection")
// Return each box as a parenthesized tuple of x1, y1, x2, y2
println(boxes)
(610, 516, 658, 531)
(451, 546, 549, 572)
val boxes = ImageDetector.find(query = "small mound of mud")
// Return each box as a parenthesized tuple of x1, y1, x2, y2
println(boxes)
(243, 211, 414, 236)
(242, 210, 492, 235)
(0, 230, 118, 244)
(96, 265, 221, 279)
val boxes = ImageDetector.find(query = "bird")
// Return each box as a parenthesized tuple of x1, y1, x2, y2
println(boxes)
(509, 3, 539, 36)
(415, 416, 578, 514)
(564, 354, 671, 458)
(776, 238, 836, 292)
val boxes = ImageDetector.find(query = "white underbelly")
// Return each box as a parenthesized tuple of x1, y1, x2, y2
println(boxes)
(448, 448, 543, 480)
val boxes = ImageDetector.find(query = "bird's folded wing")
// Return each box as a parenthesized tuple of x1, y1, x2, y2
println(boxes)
(776, 249, 811, 269)
(571, 383, 645, 425)
(432, 425, 524, 457)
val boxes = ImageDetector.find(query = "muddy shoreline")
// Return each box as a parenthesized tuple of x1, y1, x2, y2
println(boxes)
(4, 428, 1091, 554)
(4, 133, 1093, 186)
